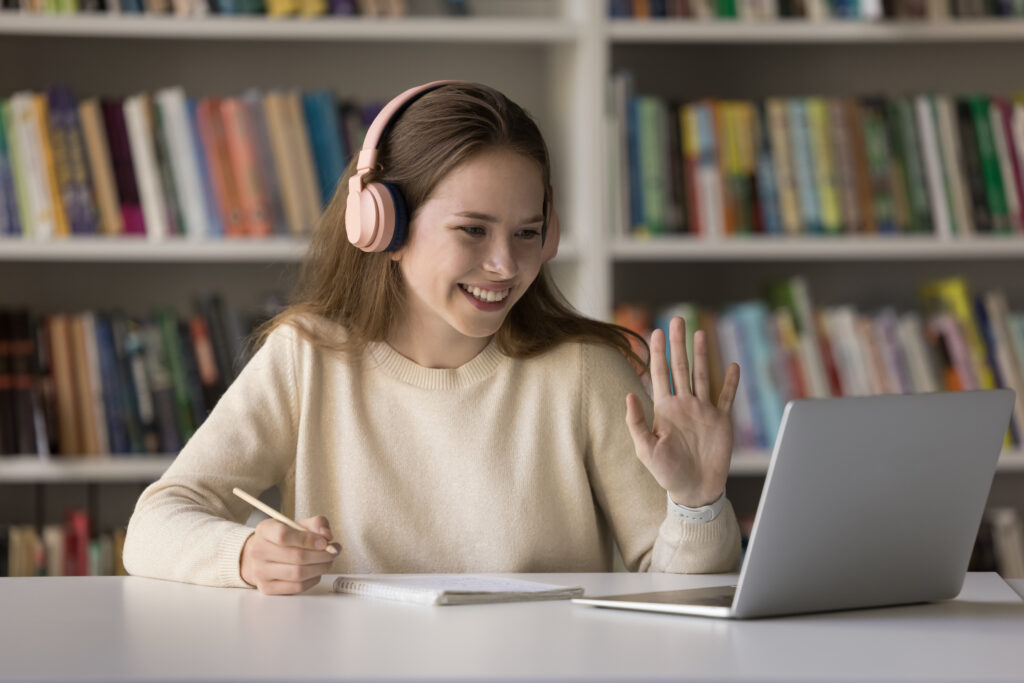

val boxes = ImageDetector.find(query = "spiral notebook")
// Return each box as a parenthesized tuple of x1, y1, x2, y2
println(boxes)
(332, 574, 585, 606)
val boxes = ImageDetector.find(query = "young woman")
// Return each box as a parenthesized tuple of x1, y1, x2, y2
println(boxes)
(123, 81, 742, 595)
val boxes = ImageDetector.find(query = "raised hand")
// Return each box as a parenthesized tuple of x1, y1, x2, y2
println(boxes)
(625, 316, 741, 509)
(239, 515, 341, 595)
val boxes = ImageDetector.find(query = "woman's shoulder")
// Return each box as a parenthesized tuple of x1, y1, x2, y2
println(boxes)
(530, 339, 641, 383)
(261, 312, 350, 357)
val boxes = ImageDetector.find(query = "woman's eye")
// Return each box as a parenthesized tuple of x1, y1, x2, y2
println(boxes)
(518, 229, 541, 239)
(459, 226, 485, 236)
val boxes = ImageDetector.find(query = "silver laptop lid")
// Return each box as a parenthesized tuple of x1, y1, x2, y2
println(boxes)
(732, 389, 1014, 619)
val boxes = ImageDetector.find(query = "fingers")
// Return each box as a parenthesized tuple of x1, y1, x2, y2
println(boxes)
(264, 517, 334, 553)
(300, 515, 333, 543)
(717, 362, 741, 411)
(693, 330, 709, 402)
(257, 575, 326, 596)
(669, 317, 691, 397)
(625, 392, 657, 463)
(242, 518, 340, 595)
(649, 328, 671, 402)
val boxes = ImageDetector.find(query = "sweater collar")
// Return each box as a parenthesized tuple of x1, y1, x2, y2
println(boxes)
(367, 337, 505, 390)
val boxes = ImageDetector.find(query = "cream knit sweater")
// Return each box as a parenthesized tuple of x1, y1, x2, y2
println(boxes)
(123, 319, 742, 588)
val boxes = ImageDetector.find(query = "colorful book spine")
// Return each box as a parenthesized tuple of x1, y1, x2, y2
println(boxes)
(787, 99, 821, 234)
(969, 96, 1012, 234)
(805, 97, 842, 234)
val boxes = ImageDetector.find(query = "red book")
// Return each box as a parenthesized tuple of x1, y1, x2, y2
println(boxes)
(220, 97, 272, 237)
(100, 99, 146, 236)
(196, 98, 245, 237)
(64, 509, 90, 577)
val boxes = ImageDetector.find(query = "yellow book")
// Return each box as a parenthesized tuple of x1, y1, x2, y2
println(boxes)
(766, 98, 801, 235)
(679, 103, 703, 235)
(735, 102, 757, 233)
(805, 97, 842, 234)
(297, 0, 325, 17)
(33, 94, 70, 238)
(78, 98, 124, 236)
(283, 91, 322, 231)
(262, 92, 305, 236)
(920, 277, 996, 390)
(266, 0, 297, 16)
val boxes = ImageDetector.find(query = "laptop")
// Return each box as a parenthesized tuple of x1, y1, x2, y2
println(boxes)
(573, 389, 1015, 619)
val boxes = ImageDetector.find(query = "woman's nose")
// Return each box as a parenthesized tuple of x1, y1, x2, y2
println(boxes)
(484, 238, 518, 277)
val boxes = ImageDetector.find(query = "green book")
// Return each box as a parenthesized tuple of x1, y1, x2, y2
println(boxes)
(893, 97, 932, 234)
(882, 100, 914, 233)
(716, 0, 737, 17)
(158, 309, 195, 444)
(638, 96, 667, 234)
(859, 100, 895, 233)
(1, 100, 31, 238)
(968, 96, 1011, 234)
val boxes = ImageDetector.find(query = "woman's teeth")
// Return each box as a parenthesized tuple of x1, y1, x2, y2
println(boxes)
(461, 284, 510, 303)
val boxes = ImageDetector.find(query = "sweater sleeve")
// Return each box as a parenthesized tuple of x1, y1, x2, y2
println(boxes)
(122, 324, 300, 588)
(581, 343, 742, 574)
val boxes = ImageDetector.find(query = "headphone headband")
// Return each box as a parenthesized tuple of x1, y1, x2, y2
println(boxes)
(355, 80, 459, 176)
(345, 79, 559, 262)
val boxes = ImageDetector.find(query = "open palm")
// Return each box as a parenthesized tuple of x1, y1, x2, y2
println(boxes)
(625, 316, 741, 508)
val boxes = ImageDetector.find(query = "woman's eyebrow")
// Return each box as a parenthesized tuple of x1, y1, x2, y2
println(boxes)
(454, 210, 545, 224)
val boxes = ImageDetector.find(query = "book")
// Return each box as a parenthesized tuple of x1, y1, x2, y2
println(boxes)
(154, 87, 210, 240)
(123, 94, 170, 241)
(78, 97, 124, 236)
(100, 98, 146, 236)
(331, 574, 585, 606)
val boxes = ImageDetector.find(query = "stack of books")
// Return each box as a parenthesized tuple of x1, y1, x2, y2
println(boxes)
(615, 275, 1024, 451)
(610, 75, 1024, 240)
(0, 86, 385, 242)
(608, 0, 1024, 20)
(0, 511, 126, 578)
(0, 293, 280, 457)
(0, 0, 471, 18)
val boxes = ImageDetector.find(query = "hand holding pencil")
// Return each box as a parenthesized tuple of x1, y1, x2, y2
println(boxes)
(234, 487, 341, 595)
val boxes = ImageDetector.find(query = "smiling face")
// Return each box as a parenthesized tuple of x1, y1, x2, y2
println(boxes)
(388, 147, 547, 368)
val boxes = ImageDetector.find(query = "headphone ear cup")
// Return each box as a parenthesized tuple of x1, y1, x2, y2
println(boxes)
(541, 205, 560, 263)
(360, 182, 397, 252)
(382, 183, 409, 252)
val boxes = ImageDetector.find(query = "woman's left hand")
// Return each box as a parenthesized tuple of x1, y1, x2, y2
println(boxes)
(625, 316, 741, 508)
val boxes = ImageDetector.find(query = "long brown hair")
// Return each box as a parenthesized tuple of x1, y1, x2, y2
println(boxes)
(255, 82, 648, 371)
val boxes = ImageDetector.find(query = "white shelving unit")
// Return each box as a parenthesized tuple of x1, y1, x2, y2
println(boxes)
(1, 1, 1023, 525)
(0, 456, 175, 484)
(1, 448, 1020, 483)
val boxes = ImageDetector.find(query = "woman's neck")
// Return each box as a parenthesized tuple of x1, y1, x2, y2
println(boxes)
(386, 322, 492, 369)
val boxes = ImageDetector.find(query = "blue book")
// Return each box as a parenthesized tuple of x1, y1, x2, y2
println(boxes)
(109, 313, 145, 454)
(626, 94, 645, 232)
(187, 98, 223, 238)
(694, 101, 724, 237)
(716, 311, 761, 450)
(786, 99, 821, 234)
(754, 102, 782, 235)
(305, 92, 346, 208)
(93, 313, 129, 455)
(733, 301, 785, 449)
(0, 103, 20, 236)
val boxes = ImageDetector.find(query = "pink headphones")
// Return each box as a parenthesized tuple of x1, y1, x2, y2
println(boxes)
(344, 80, 560, 262)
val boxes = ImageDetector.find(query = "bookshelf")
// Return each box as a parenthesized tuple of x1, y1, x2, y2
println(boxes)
(2, 1, 1024, 574)
(1, 448, 1022, 483)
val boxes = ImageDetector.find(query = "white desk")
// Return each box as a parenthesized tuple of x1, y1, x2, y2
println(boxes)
(1, 572, 1022, 682)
